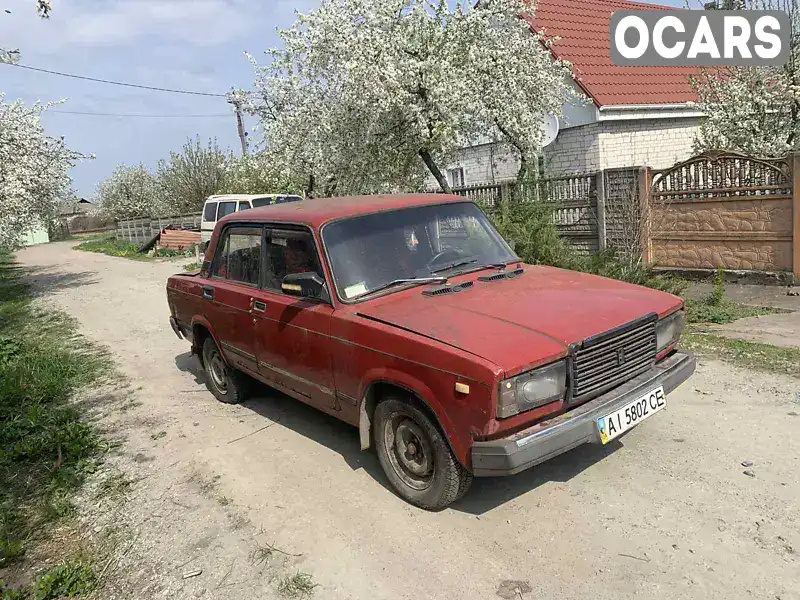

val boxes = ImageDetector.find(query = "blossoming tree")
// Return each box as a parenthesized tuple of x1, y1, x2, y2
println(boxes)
(692, 0, 800, 156)
(0, 95, 83, 249)
(94, 164, 163, 219)
(246, 0, 577, 195)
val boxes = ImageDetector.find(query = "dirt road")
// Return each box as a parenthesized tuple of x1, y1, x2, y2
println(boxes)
(18, 241, 800, 600)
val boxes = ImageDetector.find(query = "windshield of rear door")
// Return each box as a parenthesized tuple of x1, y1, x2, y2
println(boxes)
(322, 201, 517, 301)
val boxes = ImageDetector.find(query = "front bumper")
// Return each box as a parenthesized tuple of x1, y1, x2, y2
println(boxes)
(471, 350, 696, 477)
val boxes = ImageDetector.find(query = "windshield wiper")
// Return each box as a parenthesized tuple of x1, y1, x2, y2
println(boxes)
(358, 277, 448, 299)
(446, 259, 521, 278)
(430, 259, 478, 274)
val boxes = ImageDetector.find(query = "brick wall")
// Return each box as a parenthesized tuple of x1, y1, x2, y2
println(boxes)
(544, 117, 702, 175)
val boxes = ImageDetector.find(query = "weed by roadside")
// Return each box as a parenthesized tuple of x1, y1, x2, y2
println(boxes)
(0, 253, 111, 596)
(183, 262, 201, 271)
(682, 331, 800, 377)
(277, 572, 318, 599)
(684, 267, 784, 325)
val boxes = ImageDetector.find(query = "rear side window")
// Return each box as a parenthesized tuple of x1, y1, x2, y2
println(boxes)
(212, 227, 262, 286)
(238, 201, 251, 211)
(217, 201, 236, 219)
(203, 201, 218, 221)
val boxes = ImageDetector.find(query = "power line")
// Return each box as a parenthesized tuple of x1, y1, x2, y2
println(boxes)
(4, 63, 227, 97)
(48, 109, 233, 118)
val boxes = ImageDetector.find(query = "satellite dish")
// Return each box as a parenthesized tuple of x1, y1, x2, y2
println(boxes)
(541, 115, 560, 147)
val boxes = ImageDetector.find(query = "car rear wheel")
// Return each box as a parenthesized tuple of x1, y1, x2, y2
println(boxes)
(201, 337, 247, 404)
(374, 398, 472, 510)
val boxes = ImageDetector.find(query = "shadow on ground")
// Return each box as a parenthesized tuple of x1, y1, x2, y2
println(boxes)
(23, 265, 98, 296)
(174, 351, 620, 514)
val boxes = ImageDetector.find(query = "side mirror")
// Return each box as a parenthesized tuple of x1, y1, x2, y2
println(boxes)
(282, 272, 330, 302)
(508, 239, 516, 251)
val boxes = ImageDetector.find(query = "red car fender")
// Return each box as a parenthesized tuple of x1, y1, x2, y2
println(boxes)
(357, 367, 468, 467)
(190, 315, 227, 365)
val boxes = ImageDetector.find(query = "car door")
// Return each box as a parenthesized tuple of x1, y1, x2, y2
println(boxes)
(252, 226, 337, 415)
(206, 224, 263, 375)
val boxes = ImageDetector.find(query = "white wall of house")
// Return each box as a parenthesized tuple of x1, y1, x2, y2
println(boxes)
(544, 116, 702, 175)
(425, 113, 703, 189)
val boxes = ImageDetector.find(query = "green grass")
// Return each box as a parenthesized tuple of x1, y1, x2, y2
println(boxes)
(277, 572, 318, 599)
(685, 297, 783, 324)
(73, 236, 144, 259)
(73, 236, 197, 261)
(0, 252, 111, 594)
(682, 331, 800, 378)
(183, 262, 201, 271)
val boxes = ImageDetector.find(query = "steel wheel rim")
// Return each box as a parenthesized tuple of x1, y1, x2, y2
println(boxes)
(383, 413, 434, 491)
(208, 350, 228, 394)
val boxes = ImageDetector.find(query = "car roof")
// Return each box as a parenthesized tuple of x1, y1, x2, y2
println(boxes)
(205, 193, 302, 202)
(216, 193, 468, 229)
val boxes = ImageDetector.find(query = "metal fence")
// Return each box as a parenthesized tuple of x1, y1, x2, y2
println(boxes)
(116, 213, 202, 244)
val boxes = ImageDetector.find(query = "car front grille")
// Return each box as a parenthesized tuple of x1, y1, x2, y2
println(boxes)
(571, 314, 657, 402)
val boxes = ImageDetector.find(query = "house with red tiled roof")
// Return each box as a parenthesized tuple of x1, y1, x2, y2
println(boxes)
(433, 0, 705, 188)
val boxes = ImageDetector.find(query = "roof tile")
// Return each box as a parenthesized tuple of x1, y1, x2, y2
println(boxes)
(528, 0, 699, 106)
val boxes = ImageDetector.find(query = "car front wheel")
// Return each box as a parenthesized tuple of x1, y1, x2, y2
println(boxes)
(374, 398, 472, 510)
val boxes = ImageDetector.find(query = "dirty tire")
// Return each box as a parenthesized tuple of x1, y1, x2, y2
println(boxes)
(374, 398, 472, 510)
(201, 337, 248, 404)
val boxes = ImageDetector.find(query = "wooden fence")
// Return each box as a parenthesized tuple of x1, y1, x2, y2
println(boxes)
(115, 213, 202, 244)
(451, 169, 642, 256)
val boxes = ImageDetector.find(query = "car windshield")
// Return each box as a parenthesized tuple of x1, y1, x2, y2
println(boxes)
(322, 202, 517, 300)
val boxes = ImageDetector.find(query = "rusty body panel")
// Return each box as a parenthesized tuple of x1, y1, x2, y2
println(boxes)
(166, 193, 687, 471)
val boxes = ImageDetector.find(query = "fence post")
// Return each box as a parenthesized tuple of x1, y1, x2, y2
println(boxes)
(596, 171, 607, 251)
(793, 153, 800, 279)
(638, 167, 653, 264)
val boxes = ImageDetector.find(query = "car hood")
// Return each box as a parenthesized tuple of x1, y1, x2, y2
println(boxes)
(356, 266, 682, 376)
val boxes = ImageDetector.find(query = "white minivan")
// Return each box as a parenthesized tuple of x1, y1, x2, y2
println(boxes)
(200, 193, 303, 245)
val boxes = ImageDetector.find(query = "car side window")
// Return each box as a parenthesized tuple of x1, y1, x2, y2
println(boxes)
(237, 201, 250, 212)
(203, 201, 218, 221)
(263, 229, 324, 292)
(212, 227, 262, 286)
(217, 201, 236, 220)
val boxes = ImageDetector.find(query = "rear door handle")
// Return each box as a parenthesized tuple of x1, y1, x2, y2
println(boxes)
(202, 286, 214, 301)
(253, 300, 267, 313)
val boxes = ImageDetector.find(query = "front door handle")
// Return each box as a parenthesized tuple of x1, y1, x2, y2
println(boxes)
(253, 300, 267, 313)
(202, 286, 214, 301)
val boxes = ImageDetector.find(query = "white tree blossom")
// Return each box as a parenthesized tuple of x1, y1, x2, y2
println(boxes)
(692, 0, 800, 156)
(156, 137, 229, 213)
(1, 0, 52, 64)
(246, 0, 577, 195)
(94, 164, 165, 219)
(223, 152, 306, 195)
(0, 94, 83, 249)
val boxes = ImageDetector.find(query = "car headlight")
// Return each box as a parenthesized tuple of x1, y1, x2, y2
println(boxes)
(497, 360, 567, 418)
(656, 309, 685, 352)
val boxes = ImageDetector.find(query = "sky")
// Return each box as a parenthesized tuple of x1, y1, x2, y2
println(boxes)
(1, 0, 685, 199)
(0, 0, 318, 198)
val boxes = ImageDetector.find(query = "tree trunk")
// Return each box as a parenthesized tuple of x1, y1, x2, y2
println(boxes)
(305, 174, 315, 199)
(419, 149, 452, 194)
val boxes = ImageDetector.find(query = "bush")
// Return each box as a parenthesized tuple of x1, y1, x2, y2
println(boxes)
(484, 197, 686, 296)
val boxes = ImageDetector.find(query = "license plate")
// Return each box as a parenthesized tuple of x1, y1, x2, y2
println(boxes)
(596, 386, 666, 444)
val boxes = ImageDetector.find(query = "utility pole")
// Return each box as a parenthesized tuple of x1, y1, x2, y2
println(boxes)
(228, 96, 247, 156)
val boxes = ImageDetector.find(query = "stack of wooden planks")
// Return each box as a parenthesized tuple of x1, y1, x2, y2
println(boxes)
(159, 228, 201, 251)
